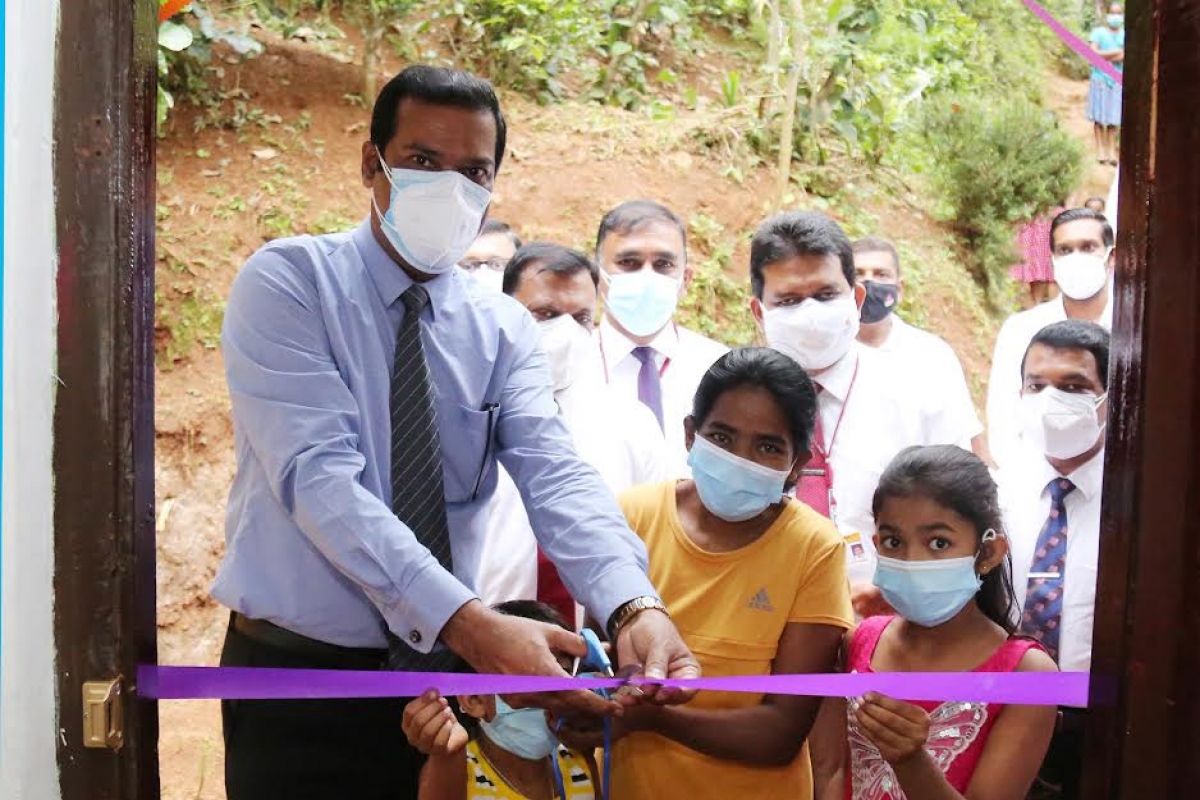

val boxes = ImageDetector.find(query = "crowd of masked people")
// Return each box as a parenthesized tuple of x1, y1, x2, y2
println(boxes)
(212, 65, 1115, 800)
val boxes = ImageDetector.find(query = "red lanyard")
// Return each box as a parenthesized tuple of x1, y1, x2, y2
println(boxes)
(598, 324, 674, 384)
(814, 356, 860, 462)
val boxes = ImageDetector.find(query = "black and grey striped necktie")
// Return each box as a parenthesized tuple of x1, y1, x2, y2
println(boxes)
(387, 283, 460, 671)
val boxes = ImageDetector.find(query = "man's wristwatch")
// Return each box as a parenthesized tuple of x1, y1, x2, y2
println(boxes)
(606, 596, 669, 641)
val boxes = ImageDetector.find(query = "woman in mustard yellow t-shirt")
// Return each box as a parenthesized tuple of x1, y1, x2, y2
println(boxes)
(606, 347, 853, 800)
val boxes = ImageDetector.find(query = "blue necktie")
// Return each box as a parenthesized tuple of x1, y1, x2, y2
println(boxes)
(1020, 478, 1076, 661)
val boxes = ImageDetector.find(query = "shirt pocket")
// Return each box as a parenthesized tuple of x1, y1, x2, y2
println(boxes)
(441, 403, 499, 505)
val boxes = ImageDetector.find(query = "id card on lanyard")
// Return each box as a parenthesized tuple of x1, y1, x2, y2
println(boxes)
(795, 358, 859, 527)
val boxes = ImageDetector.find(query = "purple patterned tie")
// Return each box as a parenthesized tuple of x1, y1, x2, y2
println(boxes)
(631, 346, 664, 431)
(1020, 478, 1076, 661)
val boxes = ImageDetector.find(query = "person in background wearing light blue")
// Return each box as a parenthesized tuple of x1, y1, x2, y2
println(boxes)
(214, 64, 698, 800)
(1088, 4, 1125, 166)
(591, 200, 729, 475)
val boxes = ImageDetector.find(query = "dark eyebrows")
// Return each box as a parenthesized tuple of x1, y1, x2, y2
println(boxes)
(756, 433, 789, 448)
(614, 248, 679, 261)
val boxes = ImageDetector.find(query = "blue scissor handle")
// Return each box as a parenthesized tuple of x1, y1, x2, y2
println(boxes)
(581, 628, 614, 677)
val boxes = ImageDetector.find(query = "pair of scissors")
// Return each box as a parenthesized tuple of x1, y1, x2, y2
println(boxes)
(555, 629, 643, 799)
(574, 629, 644, 700)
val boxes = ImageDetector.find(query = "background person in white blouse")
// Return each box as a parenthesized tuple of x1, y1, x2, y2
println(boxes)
(852, 235, 990, 464)
(988, 209, 1115, 470)
(749, 211, 975, 616)
(475, 243, 671, 623)
(592, 200, 729, 475)
(1000, 319, 1109, 800)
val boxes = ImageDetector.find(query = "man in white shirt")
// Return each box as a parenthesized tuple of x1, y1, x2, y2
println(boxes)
(988, 208, 1115, 469)
(852, 235, 988, 462)
(592, 200, 729, 474)
(749, 211, 974, 611)
(459, 219, 521, 293)
(1000, 319, 1109, 800)
(475, 242, 671, 622)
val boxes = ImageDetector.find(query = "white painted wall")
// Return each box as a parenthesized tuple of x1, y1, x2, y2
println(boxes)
(1, 0, 61, 798)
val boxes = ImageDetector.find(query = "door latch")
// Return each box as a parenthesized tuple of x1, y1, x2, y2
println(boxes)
(82, 677, 124, 750)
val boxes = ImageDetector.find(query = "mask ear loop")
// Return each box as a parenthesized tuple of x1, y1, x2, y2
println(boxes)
(977, 528, 1001, 574)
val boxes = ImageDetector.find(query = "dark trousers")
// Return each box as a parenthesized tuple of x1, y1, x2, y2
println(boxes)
(221, 614, 425, 800)
(1028, 709, 1085, 800)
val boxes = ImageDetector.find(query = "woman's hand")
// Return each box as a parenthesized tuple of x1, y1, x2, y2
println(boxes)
(853, 693, 931, 766)
(403, 690, 470, 757)
(551, 704, 658, 751)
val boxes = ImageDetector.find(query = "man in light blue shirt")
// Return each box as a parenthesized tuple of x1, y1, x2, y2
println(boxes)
(215, 65, 697, 800)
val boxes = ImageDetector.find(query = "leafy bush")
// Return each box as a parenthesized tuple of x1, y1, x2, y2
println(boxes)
(675, 214, 757, 346)
(433, 0, 602, 98)
(918, 95, 1082, 308)
(157, 2, 264, 134)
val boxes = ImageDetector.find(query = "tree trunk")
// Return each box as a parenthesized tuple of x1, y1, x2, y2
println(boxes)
(363, 4, 381, 101)
(761, 1, 784, 120)
(775, 0, 806, 206)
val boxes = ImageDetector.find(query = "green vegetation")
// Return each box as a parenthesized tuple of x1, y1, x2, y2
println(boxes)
(155, 0, 1100, 363)
(156, 286, 226, 370)
(917, 95, 1082, 308)
(676, 214, 757, 346)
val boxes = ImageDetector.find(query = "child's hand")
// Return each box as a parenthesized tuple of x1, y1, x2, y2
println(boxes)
(852, 693, 930, 766)
(402, 690, 469, 757)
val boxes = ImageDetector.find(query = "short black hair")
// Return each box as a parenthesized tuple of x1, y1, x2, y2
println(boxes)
(595, 200, 688, 259)
(1050, 207, 1114, 250)
(873, 445, 1017, 632)
(851, 236, 901, 277)
(370, 65, 507, 171)
(453, 600, 569, 736)
(750, 211, 856, 299)
(1020, 320, 1111, 390)
(502, 242, 599, 295)
(481, 219, 522, 250)
(691, 347, 818, 467)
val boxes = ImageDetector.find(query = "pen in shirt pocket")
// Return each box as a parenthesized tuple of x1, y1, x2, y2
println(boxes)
(471, 402, 500, 501)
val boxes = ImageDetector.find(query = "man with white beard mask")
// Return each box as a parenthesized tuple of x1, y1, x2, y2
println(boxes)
(748, 211, 974, 615)
(471, 243, 670, 625)
(1001, 319, 1109, 800)
(988, 208, 1115, 470)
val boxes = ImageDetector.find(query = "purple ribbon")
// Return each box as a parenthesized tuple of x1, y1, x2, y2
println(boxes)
(137, 666, 1089, 708)
(1023, 0, 1124, 86)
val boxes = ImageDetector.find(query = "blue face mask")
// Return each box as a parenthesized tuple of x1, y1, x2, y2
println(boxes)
(1107, 13, 1124, 28)
(480, 696, 559, 761)
(687, 435, 792, 522)
(873, 553, 982, 628)
(603, 269, 681, 338)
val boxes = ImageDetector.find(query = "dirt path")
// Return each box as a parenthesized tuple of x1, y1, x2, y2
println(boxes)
(1043, 69, 1118, 203)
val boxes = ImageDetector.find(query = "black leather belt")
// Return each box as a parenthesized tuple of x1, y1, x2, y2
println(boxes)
(231, 613, 388, 668)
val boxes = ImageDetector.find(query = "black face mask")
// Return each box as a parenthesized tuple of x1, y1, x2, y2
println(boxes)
(860, 280, 901, 324)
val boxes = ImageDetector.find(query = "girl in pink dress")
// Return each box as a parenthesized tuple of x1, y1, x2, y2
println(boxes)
(811, 445, 1058, 800)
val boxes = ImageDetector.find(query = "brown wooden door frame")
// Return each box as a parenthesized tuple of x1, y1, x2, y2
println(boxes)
(52, 0, 160, 797)
(45, 0, 1199, 797)
(1082, 0, 1200, 795)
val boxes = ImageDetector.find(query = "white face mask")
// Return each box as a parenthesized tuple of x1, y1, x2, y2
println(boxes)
(469, 267, 505, 294)
(763, 296, 860, 371)
(538, 314, 594, 393)
(1052, 250, 1111, 300)
(1020, 387, 1107, 459)
(373, 150, 491, 275)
